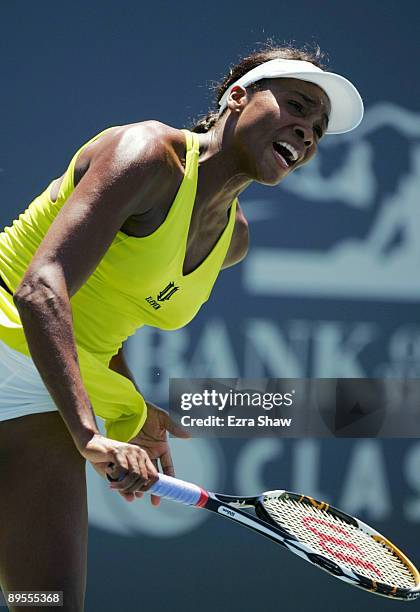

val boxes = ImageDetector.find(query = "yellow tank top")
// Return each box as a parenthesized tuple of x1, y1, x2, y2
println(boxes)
(0, 126, 237, 441)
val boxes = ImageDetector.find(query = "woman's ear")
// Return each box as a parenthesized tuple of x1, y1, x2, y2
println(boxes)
(226, 85, 249, 114)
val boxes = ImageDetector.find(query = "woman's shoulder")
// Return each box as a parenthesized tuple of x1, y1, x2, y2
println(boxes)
(71, 121, 186, 198)
(104, 120, 188, 169)
(72, 120, 184, 167)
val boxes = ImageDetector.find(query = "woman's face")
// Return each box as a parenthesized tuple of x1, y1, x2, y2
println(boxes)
(228, 77, 331, 185)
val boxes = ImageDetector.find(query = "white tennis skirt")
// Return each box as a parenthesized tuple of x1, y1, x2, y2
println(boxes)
(0, 339, 57, 422)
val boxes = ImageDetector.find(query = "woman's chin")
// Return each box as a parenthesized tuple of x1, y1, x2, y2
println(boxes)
(257, 166, 289, 186)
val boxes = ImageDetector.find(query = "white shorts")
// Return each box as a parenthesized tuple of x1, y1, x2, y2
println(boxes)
(0, 339, 57, 422)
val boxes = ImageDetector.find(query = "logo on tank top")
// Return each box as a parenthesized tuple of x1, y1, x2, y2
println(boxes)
(145, 282, 180, 310)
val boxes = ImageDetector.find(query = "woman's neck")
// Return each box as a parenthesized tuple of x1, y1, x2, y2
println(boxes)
(194, 119, 253, 212)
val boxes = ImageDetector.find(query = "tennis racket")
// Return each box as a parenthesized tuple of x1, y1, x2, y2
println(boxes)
(108, 468, 420, 601)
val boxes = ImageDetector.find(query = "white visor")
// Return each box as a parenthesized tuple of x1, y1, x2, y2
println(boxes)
(217, 58, 364, 135)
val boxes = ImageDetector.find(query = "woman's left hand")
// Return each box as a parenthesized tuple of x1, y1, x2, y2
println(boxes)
(124, 401, 190, 505)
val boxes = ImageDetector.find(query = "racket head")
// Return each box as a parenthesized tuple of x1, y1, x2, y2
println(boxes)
(254, 490, 420, 601)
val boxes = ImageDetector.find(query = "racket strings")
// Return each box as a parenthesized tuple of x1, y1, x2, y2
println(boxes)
(263, 496, 416, 589)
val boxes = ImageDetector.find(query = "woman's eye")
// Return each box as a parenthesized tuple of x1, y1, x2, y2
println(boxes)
(288, 100, 304, 112)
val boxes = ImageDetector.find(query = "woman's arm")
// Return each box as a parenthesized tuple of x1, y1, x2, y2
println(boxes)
(13, 123, 177, 492)
(109, 345, 140, 391)
(108, 344, 190, 504)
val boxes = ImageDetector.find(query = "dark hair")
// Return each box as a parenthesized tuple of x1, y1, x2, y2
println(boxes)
(190, 40, 327, 133)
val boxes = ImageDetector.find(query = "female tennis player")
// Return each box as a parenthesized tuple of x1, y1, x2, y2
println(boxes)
(0, 43, 362, 610)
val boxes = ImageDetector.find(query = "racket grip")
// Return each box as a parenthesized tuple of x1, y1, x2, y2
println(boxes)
(149, 474, 206, 506)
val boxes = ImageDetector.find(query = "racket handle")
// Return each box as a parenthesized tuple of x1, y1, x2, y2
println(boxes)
(149, 474, 207, 506)
(106, 464, 208, 507)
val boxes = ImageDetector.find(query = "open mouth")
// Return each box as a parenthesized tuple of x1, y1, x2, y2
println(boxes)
(272, 142, 298, 168)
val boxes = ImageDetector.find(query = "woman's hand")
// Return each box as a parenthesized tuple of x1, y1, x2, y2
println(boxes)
(79, 432, 159, 501)
(126, 401, 190, 505)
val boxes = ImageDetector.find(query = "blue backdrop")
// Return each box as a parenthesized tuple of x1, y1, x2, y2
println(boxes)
(1, 1, 419, 610)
